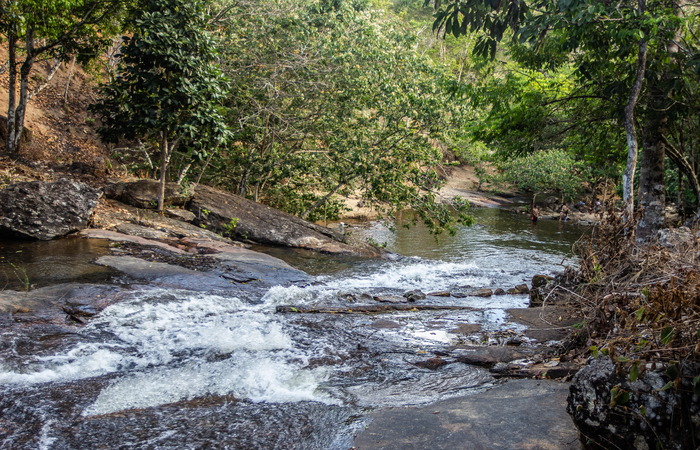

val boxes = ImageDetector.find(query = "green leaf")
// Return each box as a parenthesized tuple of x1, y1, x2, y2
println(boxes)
(661, 327, 675, 346)
(629, 362, 640, 382)
(618, 391, 630, 404)
(659, 381, 675, 392)
(666, 363, 679, 380)
(590, 346, 599, 358)
(616, 356, 630, 363)
(636, 307, 646, 322)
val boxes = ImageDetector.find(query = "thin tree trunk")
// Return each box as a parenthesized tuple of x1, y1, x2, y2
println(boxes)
(28, 58, 61, 100)
(63, 55, 76, 103)
(238, 168, 249, 197)
(176, 162, 191, 185)
(678, 168, 683, 216)
(7, 33, 17, 154)
(637, 110, 666, 239)
(13, 26, 36, 154)
(301, 181, 348, 219)
(603, 179, 608, 208)
(196, 150, 216, 184)
(622, 30, 648, 223)
(158, 132, 168, 212)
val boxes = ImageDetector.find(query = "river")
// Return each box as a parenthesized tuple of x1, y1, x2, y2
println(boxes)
(0, 208, 583, 449)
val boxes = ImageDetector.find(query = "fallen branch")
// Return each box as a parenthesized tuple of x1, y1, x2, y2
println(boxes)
(276, 304, 475, 314)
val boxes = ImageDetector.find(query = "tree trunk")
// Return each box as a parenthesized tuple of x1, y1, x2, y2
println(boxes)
(63, 55, 76, 103)
(636, 111, 666, 239)
(301, 181, 347, 219)
(196, 150, 216, 184)
(28, 58, 61, 100)
(12, 26, 36, 155)
(158, 133, 168, 212)
(6, 32, 17, 154)
(622, 34, 648, 223)
(677, 168, 683, 216)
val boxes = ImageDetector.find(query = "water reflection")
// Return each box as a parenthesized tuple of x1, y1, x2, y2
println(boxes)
(0, 236, 114, 290)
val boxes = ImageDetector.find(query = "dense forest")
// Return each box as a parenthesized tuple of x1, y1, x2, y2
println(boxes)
(3, 0, 700, 238)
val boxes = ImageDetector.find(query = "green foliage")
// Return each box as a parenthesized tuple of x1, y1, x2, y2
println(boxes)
(661, 327, 675, 346)
(9, 263, 30, 292)
(491, 149, 587, 203)
(91, 0, 231, 189)
(204, 0, 470, 234)
(223, 218, 239, 237)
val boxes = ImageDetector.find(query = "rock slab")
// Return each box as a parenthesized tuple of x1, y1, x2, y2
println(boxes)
(189, 184, 385, 257)
(0, 179, 101, 240)
(354, 379, 578, 450)
(105, 179, 193, 209)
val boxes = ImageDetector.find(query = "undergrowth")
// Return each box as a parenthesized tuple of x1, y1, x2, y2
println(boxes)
(566, 208, 700, 374)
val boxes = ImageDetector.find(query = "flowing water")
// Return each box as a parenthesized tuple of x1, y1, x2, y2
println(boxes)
(0, 208, 584, 449)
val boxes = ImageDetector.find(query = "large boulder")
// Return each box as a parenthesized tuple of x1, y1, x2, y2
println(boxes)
(568, 356, 700, 450)
(104, 179, 193, 209)
(0, 179, 101, 240)
(188, 184, 386, 257)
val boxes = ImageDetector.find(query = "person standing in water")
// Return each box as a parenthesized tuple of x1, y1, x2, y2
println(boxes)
(559, 204, 569, 222)
(531, 206, 539, 223)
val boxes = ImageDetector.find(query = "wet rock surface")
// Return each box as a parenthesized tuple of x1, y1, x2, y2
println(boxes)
(353, 379, 579, 450)
(0, 179, 101, 240)
(0, 204, 588, 450)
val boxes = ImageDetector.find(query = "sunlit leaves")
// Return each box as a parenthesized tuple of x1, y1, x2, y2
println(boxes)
(211, 0, 470, 233)
(92, 0, 231, 149)
(492, 149, 586, 201)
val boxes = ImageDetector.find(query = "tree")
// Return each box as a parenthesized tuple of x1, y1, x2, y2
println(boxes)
(203, 0, 471, 234)
(0, 0, 124, 155)
(426, 0, 692, 236)
(92, 0, 231, 211)
(492, 149, 586, 207)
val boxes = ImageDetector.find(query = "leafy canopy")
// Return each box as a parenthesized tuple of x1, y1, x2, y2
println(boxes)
(91, 0, 230, 150)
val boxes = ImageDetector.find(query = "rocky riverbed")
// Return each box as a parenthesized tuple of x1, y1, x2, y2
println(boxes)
(0, 178, 597, 449)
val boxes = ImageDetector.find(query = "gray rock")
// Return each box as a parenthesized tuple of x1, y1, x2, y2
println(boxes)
(105, 180, 193, 209)
(115, 223, 170, 240)
(568, 357, 700, 450)
(355, 379, 578, 450)
(515, 284, 530, 294)
(452, 288, 492, 298)
(165, 208, 196, 223)
(188, 184, 386, 257)
(532, 274, 554, 289)
(403, 289, 426, 302)
(427, 291, 451, 297)
(0, 179, 101, 240)
(373, 295, 407, 304)
(469, 288, 493, 297)
(370, 319, 402, 329)
(656, 226, 693, 247)
(80, 229, 185, 254)
(494, 288, 506, 295)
